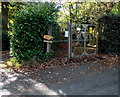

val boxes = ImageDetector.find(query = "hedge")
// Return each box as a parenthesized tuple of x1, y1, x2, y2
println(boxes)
(97, 14, 120, 55)
(11, 2, 60, 63)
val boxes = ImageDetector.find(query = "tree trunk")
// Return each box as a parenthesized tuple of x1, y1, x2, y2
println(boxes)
(2, 2, 10, 51)
(2, 2, 9, 30)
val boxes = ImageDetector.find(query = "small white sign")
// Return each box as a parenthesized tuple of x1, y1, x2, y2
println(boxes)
(77, 28, 81, 31)
(65, 31, 69, 37)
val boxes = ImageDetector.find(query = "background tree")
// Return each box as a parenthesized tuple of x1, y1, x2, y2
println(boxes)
(2, 2, 9, 30)
(1, 2, 24, 51)
(2, 2, 10, 51)
(57, 1, 117, 25)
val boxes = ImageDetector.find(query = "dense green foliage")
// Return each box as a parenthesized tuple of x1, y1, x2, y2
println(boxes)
(8, 2, 25, 35)
(110, 1, 120, 14)
(11, 2, 60, 63)
(98, 14, 120, 55)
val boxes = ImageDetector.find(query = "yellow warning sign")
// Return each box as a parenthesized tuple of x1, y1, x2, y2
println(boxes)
(89, 27, 93, 33)
(43, 35, 53, 40)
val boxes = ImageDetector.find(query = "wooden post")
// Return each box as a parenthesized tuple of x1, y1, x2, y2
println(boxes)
(47, 25, 52, 52)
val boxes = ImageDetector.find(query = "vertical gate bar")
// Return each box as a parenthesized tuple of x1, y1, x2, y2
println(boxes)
(68, 23, 72, 58)
(68, 3, 72, 59)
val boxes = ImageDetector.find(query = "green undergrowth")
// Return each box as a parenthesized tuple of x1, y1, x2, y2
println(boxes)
(5, 50, 54, 68)
(6, 57, 22, 68)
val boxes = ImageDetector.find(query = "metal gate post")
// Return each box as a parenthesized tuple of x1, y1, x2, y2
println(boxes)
(68, 22, 72, 58)
(68, 3, 72, 59)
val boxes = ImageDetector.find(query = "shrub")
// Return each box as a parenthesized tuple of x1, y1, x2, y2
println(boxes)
(11, 2, 60, 63)
(97, 14, 120, 55)
(6, 57, 22, 68)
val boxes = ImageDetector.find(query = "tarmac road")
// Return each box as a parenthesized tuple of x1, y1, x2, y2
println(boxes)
(0, 63, 118, 96)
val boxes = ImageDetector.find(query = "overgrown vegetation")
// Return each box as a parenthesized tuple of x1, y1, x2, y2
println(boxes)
(6, 57, 22, 68)
(2, 1, 119, 69)
(11, 2, 60, 64)
(98, 14, 120, 55)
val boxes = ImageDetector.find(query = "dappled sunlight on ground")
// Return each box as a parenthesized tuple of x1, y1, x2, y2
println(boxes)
(0, 61, 118, 95)
(0, 69, 67, 96)
(0, 50, 118, 95)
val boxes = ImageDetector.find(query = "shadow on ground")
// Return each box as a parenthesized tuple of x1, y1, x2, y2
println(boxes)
(0, 62, 118, 96)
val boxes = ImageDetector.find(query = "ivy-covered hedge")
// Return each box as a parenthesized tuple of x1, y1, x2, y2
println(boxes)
(97, 14, 120, 55)
(11, 2, 60, 63)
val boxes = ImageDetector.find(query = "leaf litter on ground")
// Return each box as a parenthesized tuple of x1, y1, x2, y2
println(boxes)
(3, 49, 119, 73)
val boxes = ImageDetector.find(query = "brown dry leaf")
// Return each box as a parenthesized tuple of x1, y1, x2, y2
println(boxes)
(4, 49, 118, 73)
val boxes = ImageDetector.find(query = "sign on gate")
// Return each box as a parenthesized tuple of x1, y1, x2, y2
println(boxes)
(64, 31, 69, 37)
(70, 23, 97, 58)
(89, 27, 93, 33)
